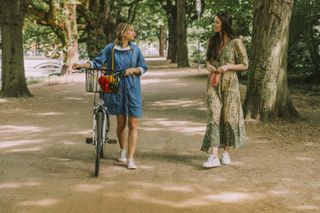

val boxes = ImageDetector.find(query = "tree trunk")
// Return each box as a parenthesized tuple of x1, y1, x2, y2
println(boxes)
(0, 0, 32, 97)
(62, 2, 79, 75)
(243, 0, 299, 121)
(159, 25, 166, 57)
(85, 0, 113, 59)
(176, 0, 189, 67)
(167, 12, 177, 62)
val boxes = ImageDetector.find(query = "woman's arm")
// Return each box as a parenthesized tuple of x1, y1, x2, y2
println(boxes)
(217, 39, 249, 73)
(125, 47, 148, 76)
(206, 61, 217, 73)
(218, 63, 247, 73)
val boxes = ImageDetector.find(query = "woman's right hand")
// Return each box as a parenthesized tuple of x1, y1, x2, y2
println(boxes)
(206, 62, 217, 73)
(72, 62, 90, 70)
(72, 63, 82, 70)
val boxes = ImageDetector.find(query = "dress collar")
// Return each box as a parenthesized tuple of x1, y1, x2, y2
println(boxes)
(114, 44, 132, 51)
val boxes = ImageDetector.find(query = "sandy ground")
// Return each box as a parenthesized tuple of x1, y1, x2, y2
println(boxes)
(0, 59, 319, 213)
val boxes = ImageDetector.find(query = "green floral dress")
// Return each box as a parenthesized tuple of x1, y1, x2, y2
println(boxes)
(201, 38, 249, 152)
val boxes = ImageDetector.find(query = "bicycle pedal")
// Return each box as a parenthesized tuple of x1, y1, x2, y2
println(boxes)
(107, 139, 117, 144)
(86, 137, 94, 144)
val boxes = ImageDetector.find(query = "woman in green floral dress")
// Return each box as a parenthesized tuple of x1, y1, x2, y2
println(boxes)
(201, 12, 249, 168)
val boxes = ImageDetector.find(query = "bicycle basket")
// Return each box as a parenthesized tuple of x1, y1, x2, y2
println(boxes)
(85, 69, 120, 93)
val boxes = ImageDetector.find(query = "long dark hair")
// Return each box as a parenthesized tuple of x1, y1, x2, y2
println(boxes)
(206, 12, 237, 61)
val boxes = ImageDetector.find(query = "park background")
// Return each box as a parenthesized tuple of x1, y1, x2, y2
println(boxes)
(0, 0, 320, 212)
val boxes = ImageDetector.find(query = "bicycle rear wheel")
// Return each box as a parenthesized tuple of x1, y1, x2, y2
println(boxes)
(95, 110, 104, 177)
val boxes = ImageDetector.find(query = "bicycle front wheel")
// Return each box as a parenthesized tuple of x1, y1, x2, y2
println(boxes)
(100, 113, 110, 159)
(95, 110, 104, 177)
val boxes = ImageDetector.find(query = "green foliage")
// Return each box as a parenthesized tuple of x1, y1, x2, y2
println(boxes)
(133, 0, 167, 42)
(188, 0, 253, 62)
(23, 19, 63, 58)
(289, 0, 320, 79)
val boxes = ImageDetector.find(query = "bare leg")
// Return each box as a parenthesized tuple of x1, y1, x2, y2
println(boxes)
(127, 116, 138, 159)
(116, 115, 127, 150)
(210, 146, 219, 157)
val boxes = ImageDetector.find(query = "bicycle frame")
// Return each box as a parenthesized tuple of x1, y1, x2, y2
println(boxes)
(91, 98, 107, 146)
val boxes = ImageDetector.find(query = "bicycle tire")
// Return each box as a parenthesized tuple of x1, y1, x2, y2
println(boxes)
(100, 113, 110, 159)
(95, 110, 104, 177)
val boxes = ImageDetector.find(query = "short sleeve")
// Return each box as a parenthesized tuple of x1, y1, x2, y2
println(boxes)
(233, 39, 249, 70)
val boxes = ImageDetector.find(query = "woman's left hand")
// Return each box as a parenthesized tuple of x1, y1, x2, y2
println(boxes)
(217, 65, 229, 73)
(124, 68, 136, 76)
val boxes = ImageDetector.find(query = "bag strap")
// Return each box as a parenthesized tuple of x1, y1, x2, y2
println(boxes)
(111, 46, 115, 74)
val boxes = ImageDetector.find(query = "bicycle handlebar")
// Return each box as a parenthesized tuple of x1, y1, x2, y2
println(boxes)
(72, 68, 123, 77)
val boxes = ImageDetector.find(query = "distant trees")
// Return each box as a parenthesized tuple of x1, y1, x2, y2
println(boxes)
(28, 0, 79, 75)
(289, 0, 320, 83)
(77, 0, 143, 59)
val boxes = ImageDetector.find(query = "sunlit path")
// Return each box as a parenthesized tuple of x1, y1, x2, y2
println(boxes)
(0, 58, 319, 213)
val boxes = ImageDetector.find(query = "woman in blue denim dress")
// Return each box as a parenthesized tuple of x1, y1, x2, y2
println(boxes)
(73, 23, 148, 170)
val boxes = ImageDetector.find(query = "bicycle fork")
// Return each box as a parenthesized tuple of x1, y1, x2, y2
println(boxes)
(91, 105, 106, 146)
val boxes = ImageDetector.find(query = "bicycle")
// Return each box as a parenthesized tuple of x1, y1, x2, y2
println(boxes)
(74, 68, 119, 177)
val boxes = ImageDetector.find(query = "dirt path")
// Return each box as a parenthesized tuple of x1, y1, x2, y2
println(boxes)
(0, 59, 319, 213)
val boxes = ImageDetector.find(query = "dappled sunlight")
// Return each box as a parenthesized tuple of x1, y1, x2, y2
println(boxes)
(142, 78, 186, 86)
(0, 125, 48, 134)
(0, 98, 9, 103)
(229, 161, 245, 166)
(292, 205, 319, 210)
(0, 140, 43, 149)
(63, 97, 84, 101)
(61, 141, 77, 145)
(151, 99, 204, 108)
(141, 117, 205, 135)
(296, 156, 313, 161)
(48, 157, 72, 162)
(0, 181, 40, 189)
(104, 181, 265, 208)
(75, 184, 104, 192)
(32, 112, 64, 116)
(204, 192, 263, 203)
(6, 146, 42, 153)
(67, 129, 91, 136)
(19, 198, 59, 207)
(138, 165, 155, 170)
(267, 189, 292, 195)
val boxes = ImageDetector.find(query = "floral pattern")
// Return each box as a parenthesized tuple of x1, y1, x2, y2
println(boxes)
(201, 38, 248, 152)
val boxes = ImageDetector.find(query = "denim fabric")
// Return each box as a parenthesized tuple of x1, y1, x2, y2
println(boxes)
(90, 43, 148, 117)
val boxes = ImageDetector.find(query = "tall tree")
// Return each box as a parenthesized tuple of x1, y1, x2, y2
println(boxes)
(243, 0, 299, 121)
(158, 0, 177, 62)
(0, 0, 32, 97)
(158, 0, 204, 64)
(28, 0, 79, 75)
(77, 0, 142, 59)
(176, 0, 189, 67)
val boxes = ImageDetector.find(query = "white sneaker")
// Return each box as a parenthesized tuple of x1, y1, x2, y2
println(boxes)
(118, 150, 127, 162)
(221, 152, 231, 165)
(127, 158, 137, 170)
(202, 155, 221, 168)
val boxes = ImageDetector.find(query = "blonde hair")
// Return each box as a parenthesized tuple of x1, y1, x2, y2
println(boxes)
(114, 22, 133, 45)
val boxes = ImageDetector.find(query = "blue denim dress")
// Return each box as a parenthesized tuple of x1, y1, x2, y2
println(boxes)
(89, 43, 148, 117)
